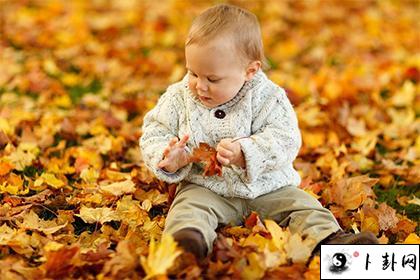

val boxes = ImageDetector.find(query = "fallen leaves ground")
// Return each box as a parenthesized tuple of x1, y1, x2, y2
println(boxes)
(0, 0, 419, 279)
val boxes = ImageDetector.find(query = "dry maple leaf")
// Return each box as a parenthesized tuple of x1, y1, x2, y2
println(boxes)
(189, 143, 222, 177)
(99, 179, 136, 196)
(76, 206, 119, 224)
(101, 240, 138, 278)
(140, 234, 182, 280)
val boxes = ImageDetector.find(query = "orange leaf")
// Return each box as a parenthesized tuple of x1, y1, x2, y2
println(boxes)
(43, 246, 80, 279)
(0, 161, 14, 176)
(189, 143, 222, 177)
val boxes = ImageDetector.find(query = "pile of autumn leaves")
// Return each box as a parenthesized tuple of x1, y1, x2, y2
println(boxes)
(0, 0, 419, 279)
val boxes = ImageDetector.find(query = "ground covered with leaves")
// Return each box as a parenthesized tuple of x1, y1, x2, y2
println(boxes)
(0, 0, 419, 279)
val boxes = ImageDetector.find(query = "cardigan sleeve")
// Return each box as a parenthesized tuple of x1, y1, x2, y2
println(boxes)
(236, 87, 301, 183)
(139, 86, 192, 183)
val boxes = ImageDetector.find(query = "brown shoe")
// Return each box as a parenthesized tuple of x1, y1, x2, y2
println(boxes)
(324, 230, 379, 245)
(311, 230, 378, 257)
(172, 228, 207, 260)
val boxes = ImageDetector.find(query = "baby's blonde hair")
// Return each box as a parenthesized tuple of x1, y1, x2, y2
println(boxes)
(186, 4, 267, 68)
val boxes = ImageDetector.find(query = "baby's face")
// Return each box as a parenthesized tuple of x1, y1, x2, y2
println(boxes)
(185, 38, 249, 108)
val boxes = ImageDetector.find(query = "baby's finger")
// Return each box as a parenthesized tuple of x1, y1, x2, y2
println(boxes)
(163, 149, 169, 157)
(157, 159, 168, 169)
(216, 153, 230, 166)
(178, 134, 189, 146)
(169, 137, 178, 147)
(217, 147, 233, 158)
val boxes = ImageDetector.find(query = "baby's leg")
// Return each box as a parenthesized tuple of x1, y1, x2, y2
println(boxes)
(164, 183, 243, 257)
(247, 185, 341, 252)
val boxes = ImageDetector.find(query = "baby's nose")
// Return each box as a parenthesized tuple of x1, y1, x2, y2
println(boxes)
(196, 79, 208, 91)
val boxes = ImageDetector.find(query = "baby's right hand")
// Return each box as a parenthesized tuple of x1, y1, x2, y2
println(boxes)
(157, 135, 190, 173)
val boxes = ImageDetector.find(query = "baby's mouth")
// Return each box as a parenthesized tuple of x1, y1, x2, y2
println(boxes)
(198, 95, 211, 102)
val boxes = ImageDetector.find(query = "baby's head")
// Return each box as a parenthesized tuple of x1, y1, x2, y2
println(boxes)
(185, 4, 266, 108)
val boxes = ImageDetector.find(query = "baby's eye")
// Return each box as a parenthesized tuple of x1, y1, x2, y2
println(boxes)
(189, 71, 198, 77)
(208, 78, 220, 83)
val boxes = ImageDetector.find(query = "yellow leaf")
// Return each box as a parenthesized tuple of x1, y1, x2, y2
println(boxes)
(361, 215, 380, 236)
(297, 106, 327, 128)
(44, 241, 64, 252)
(391, 81, 415, 107)
(6, 143, 39, 171)
(76, 206, 119, 224)
(80, 167, 100, 183)
(0, 181, 29, 195)
(284, 233, 316, 263)
(301, 130, 325, 149)
(0, 224, 16, 245)
(351, 132, 377, 156)
(52, 94, 72, 108)
(35, 173, 66, 189)
(141, 199, 153, 212)
(350, 154, 374, 172)
(115, 195, 148, 229)
(304, 256, 320, 280)
(241, 252, 266, 280)
(105, 169, 131, 181)
(346, 117, 367, 137)
(387, 107, 415, 128)
(242, 233, 271, 251)
(84, 193, 103, 204)
(61, 73, 81, 86)
(43, 58, 60, 75)
(17, 210, 67, 235)
(323, 80, 341, 100)
(140, 234, 181, 280)
(403, 233, 420, 244)
(99, 179, 136, 196)
(264, 220, 288, 251)
(0, 117, 13, 135)
(137, 189, 168, 206)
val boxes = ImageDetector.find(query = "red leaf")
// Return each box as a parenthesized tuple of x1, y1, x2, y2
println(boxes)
(405, 66, 419, 82)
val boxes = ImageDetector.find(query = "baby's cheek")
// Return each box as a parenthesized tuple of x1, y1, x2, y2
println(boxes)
(188, 81, 196, 92)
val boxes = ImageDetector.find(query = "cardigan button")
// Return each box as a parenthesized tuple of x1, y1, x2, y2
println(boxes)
(214, 110, 226, 119)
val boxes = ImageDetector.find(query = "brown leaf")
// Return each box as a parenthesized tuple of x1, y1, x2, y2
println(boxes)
(330, 175, 378, 210)
(103, 111, 122, 129)
(0, 131, 10, 148)
(376, 203, 399, 231)
(82, 242, 112, 263)
(264, 263, 306, 280)
(102, 240, 138, 278)
(43, 246, 80, 279)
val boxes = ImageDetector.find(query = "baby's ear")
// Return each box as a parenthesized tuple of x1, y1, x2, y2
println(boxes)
(245, 60, 262, 81)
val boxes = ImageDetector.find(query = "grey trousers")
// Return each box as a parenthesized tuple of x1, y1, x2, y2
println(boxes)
(163, 183, 341, 253)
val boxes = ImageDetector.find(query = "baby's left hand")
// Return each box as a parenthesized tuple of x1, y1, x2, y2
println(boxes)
(216, 138, 245, 168)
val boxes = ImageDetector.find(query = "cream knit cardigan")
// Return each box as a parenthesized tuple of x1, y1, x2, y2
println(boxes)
(140, 70, 301, 199)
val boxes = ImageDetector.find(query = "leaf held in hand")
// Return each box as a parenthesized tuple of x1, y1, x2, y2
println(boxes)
(189, 143, 222, 177)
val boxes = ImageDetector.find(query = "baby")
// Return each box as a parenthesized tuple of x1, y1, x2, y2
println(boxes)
(140, 4, 378, 259)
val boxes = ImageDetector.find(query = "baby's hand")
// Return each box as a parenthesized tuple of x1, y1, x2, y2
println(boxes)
(158, 135, 190, 173)
(216, 138, 245, 168)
